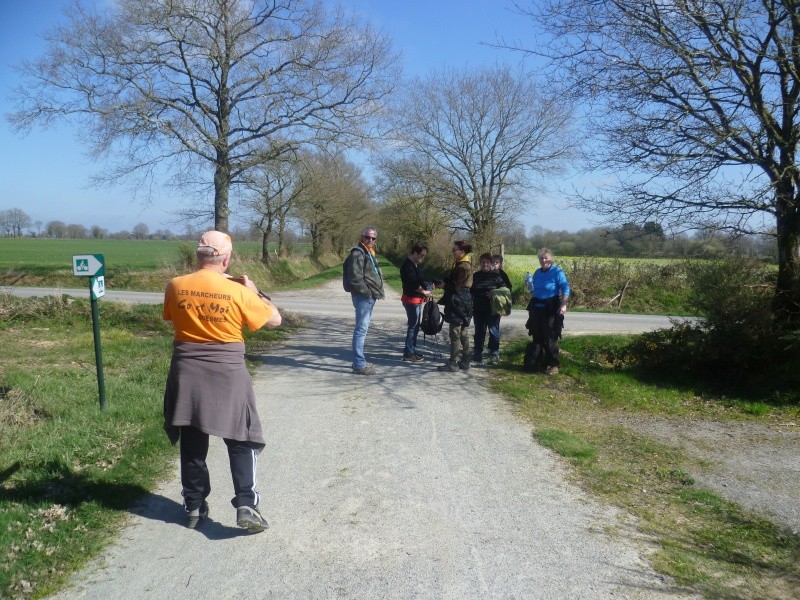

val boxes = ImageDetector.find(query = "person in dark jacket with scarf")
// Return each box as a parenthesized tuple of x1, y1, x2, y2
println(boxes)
(471, 253, 506, 364)
(438, 240, 473, 372)
(344, 226, 385, 375)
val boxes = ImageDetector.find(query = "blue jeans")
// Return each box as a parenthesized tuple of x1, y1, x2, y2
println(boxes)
(403, 302, 423, 357)
(352, 295, 376, 369)
(473, 310, 501, 358)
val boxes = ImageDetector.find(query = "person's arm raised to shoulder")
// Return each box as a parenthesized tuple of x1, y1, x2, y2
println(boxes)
(240, 274, 282, 328)
(261, 298, 282, 327)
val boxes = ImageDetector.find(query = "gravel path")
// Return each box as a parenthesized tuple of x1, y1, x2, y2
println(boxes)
(48, 281, 696, 599)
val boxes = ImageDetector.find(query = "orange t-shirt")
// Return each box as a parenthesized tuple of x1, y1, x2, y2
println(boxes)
(163, 269, 275, 343)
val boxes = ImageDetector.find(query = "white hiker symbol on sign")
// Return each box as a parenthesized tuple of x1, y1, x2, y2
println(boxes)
(92, 276, 106, 300)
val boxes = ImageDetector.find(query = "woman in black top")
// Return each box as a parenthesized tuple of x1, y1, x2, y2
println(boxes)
(399, 243, 432, 360)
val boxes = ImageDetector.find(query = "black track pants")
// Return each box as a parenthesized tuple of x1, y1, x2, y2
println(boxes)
(179, 425, 261, 511)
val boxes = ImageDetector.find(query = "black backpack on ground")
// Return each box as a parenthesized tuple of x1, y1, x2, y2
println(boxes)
(523, 342, 545, 373)
(420, 300, 443, 336)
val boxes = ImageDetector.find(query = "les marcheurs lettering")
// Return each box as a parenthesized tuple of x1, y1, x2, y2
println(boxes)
(177, 288, 234, 322)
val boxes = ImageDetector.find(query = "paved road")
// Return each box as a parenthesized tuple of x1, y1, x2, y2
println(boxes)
(3, 285, 685, 336)
(19, 280, 694, 598)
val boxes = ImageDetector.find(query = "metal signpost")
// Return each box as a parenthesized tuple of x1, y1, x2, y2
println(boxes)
(72, 254, 107, 409)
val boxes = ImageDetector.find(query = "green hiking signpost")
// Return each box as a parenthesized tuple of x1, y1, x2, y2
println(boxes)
(72, 254, 107, 409)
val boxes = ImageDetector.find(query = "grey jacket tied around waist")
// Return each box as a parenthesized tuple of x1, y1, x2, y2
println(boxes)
(163, 341, 264, 448)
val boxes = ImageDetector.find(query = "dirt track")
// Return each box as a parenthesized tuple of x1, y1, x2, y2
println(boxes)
(48, 281, 697, 599)
(45, 279, 800, 599)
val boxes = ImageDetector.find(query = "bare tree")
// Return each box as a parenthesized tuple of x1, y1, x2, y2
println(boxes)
(1, 209, 32, 237)
(512, 0, 800, 321)
(242, 158, 305, 262)
(132, 222, 150, 240)
(373, 156, 452, 257)
(295, 152, 375, 259)
(46, 220, 67, 239)
(386, 64, 573, 249)
(7, 0, 399, 233)
(65, 223, 89, 239)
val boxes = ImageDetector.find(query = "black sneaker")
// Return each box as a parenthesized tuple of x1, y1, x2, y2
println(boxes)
(236, 505, 269, 533)
(402, 354, 423, 362)
(437, 362, 459, 372)
(186, 501, 209, 529)
(458, 361, 471, 372)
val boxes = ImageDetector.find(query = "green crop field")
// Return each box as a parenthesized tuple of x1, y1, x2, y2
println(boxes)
(0, 239, 189, 272)
(0, 238, 311, 273)
(503, 254, 681, 273)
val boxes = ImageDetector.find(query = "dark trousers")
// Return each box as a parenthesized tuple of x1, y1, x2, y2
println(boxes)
(179, 425, 261, 511)
(403, 302, 422, 356)
(472, 309, 500, 357)
(529, 307, 561, 367)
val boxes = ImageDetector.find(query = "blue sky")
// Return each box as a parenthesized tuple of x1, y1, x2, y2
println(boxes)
(0, 0, 594, 234)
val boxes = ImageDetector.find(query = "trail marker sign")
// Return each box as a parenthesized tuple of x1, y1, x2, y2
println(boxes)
(91, 276, 106, 300)
(72, 254, 105, 277)
(71, 253, 107, 409)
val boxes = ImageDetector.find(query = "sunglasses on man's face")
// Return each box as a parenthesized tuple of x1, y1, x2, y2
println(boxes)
(363, 235, 376, 241)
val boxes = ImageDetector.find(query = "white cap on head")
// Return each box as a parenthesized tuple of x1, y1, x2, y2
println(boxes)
(197, 230, 233, 256)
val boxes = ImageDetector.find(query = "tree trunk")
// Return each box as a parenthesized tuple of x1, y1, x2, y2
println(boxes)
(214, 160, 231, 233)
(310, 224, 323, 260)
(772, 187, 800, 324)
(277, 215, 287, 257)
(261, 228, 271, 264)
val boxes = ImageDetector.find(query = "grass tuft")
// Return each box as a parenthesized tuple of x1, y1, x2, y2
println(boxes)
(535, 428, 597, 463)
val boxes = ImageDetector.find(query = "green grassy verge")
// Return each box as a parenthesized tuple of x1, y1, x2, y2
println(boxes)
(0, 294, 300, 599)
(492, 337, 800, 599)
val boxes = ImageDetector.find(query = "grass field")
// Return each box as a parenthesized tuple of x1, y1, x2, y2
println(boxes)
(0, 241, 682, 274)
(0, 238, 314, 272)
(0, 238, 322, 292)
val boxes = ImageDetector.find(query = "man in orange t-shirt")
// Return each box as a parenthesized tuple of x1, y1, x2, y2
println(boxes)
(163, 230, 281, 533)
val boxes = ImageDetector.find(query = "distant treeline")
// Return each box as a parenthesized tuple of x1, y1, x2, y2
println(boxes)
(502, 222, 777, 262)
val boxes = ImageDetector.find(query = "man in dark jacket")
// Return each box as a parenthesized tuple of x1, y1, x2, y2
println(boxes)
(438, 240, 473, 372)
(344, 226, 385, 374)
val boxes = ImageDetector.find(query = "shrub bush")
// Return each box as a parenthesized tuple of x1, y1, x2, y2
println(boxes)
(614, 258, 799, 400)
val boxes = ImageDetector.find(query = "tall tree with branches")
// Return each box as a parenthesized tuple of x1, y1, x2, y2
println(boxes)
(242, 158, 305, 263)
(386, 64, 572, 250)
(513, 0, 800, 321)
(295, 152, 374, 259)
(7, 0, 398, 232)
